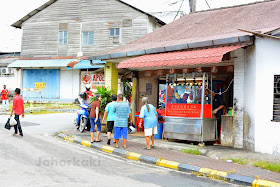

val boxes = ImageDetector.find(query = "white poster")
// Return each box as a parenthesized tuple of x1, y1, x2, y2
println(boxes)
(81, 71, 105, 92)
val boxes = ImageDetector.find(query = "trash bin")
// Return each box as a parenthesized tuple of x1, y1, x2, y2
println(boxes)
(155, 122, 163, 139)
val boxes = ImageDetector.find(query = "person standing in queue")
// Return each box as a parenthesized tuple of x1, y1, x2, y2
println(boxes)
(10, 88, 24, 137)
(139, 97, 158, 150)
(113, 94, 133, 148)
(212, 91, 225, 144)
(89, 94, 102, 143)
(102, 94, 117, 145)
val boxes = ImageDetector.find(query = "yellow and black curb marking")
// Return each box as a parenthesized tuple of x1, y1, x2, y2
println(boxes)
(58, 133, 280, 187)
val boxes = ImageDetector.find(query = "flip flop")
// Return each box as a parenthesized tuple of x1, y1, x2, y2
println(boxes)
(96, 139, 102, 142)
(151, 145, 155, 148)
(144, 147, 151, 150)
(91, 140, 96, 143)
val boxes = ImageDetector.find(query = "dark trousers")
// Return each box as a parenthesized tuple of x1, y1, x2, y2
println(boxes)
(14, 114, 23, 136)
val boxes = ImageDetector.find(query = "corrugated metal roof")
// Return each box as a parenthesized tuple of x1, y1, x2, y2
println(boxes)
(90, 0, 280, 60)
(67, 60, 105, 69)
(8, 59, 76, 68)
(118, 45, 246, 70)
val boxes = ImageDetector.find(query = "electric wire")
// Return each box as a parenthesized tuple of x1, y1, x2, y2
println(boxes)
(173, 0, 185, 21)
(204, 0, 211, 9)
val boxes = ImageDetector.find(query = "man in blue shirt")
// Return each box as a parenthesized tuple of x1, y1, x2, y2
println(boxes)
(113, 94, 132, 148)
(102, 94, 117, 145)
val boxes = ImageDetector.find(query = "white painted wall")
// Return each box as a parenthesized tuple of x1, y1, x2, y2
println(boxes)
(233, 49, 246, 148)
(0, 68, 22, 91)
(253, 37, 280, 155)
(60, 68, 80, 100)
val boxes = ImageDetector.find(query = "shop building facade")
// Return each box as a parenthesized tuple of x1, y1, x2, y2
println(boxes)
(89, 0, 280, 155)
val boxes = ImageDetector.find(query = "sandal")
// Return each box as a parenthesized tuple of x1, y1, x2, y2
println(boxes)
(91, 140, 96, 143)
(144, 147, 151, 150)
(95, 139, 102, 142)
(151, 145, 155, 148)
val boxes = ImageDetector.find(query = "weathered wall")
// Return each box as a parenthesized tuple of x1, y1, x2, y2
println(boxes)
(233, 48, 246, 148)
(243, 45, 256, 151)
(253, 37, 280, 155)
(21, 0, 158, 57)
(0, 69, 22, 91)
(60, 68, 80, 99)
(137, 74, 158, 111)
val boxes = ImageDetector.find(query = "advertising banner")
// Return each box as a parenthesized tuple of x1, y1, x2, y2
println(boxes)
(166, 104, 212, 118)
(81, 71, 105, 92)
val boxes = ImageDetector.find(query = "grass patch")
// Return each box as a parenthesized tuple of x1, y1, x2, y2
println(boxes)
(27, 111, 66, 115)
(181, 148, 201, 155)
(229, 158, 249, 165)
(24, 103, 79, 110)
(252, 161, 280, 173)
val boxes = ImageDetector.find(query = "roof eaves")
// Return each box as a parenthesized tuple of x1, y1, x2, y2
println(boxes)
(117, 0, 165, 25)
(88, 35, 253, 61)
(11, 0, 58, 29)
(11, 0, 165, 29)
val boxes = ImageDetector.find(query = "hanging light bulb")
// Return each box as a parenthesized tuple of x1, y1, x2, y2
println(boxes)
(173, 83, 177, 87)
(190, 83, 193, 86)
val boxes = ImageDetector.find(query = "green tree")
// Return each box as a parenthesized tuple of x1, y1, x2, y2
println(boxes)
(91, 86, 113, 115)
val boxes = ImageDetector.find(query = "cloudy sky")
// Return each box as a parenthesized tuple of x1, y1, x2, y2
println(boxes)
(0, 0, 265, 52)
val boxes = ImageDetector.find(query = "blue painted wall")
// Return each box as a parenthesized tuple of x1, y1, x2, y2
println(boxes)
(22, 69, 60, 99)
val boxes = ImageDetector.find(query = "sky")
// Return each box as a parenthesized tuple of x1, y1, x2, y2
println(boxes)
(0, 0, 265, 52)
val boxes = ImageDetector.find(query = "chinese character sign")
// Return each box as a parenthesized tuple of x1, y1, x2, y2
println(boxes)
(196, 67, 203, 73)
(226, 65, 234, 73)
(169, 69, 175, 74)
(81, 71, 105, 92)
(210, 66, 218, 74)
(166, 104, 212, 118)
(145, 70, 152, 77)
(157, 69, 164, 76)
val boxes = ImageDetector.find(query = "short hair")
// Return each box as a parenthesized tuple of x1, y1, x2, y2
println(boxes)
(111, 94, 117, 101)
(117, 94, 123, 100)
(4, 85, 6, 87)
(95, 94, 101, 101)
(15, 88, 21, 94)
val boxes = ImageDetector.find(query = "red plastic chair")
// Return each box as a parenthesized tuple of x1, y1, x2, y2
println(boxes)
(135, 111, 144, 132)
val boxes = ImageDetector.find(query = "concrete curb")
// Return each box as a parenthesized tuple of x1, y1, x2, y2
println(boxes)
(58, 133, 280, 187)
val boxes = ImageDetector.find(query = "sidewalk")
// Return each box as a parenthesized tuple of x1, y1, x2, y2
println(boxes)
(60, 129, 280, 186)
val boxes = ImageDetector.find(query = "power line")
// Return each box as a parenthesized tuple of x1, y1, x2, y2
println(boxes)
(204, 0, 211, 9)
(173, 0, 184, 21)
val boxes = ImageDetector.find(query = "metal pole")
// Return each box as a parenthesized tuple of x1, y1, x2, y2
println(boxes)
(165, 74, 169, 118)
(200, 72, 205, 119)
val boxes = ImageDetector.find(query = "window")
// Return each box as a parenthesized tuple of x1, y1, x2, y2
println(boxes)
(110, 28, 120, 43)
(59, 31, 68, 45)
(273, 75, 280, 121)
(82, 31, 94, 46)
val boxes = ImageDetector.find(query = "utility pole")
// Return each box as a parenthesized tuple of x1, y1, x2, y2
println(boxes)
(189, 0, 196, 13)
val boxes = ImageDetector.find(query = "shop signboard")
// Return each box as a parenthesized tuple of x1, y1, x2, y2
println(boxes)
(210, 66, 218, 74)
(196, 67, 203, 72)
(166, 104, 212, 118)
(226, 65, 234, 73)
(156, 69, 164, 76)
(81, 71, 105, 92)
(169, 69, 175, 74)
(145, 70, 152, 77)
(183, 68, 189, 73)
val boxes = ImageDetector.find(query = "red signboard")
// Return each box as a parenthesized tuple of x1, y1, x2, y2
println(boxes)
(210, 66, 218, 74)
(157, 69, 164, 76)
(169, 69, 175, 74)
(166, 104, 212, 118)
(226, 65, 234, 73)
(196, 67, 203, 73)
(183, 68, 189, 73)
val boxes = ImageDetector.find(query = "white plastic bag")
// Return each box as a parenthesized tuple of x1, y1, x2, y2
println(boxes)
(10, 117, 17, 126)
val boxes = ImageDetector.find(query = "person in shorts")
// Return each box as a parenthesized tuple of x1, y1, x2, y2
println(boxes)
(139, 97, 158, 150)
(89, 94, 102, 143)
(102, 94, 117, 145)
(113, 94, 132, 148)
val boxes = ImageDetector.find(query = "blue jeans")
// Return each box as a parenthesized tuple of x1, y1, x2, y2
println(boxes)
(89, 117, 101, 132)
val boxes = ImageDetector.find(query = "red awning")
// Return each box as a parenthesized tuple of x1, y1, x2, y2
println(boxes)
(117, 45, 246, 69)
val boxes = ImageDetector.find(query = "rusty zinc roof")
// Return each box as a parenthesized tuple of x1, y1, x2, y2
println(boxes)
(89, 0, 280, 61)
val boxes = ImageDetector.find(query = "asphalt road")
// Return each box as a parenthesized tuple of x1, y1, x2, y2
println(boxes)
(0, 113, 240, 186)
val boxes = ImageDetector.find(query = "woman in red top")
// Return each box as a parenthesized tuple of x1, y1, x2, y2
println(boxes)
(1, 85, 9, 111)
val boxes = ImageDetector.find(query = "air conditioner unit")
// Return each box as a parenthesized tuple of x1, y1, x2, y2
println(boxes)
(1, 68, 12, 74)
